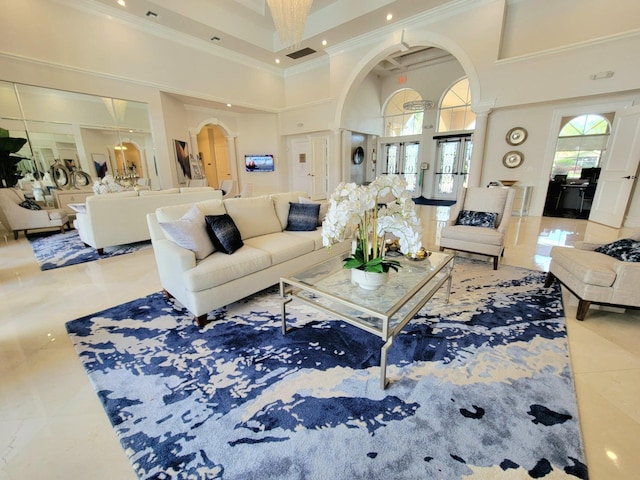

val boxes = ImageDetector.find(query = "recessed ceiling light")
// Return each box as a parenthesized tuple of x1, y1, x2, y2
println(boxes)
(322, 39, 327, 46)
(386, 13, 393, 21)
(117, 0, 126, 6)
(226, 103, 232, 108)
(275, 58, 280, 64)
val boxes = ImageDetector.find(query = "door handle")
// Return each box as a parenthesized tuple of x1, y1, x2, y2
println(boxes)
(623, 175, 637, 179)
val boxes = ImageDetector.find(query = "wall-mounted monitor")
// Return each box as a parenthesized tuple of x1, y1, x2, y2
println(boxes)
(245, 154, 274, 172)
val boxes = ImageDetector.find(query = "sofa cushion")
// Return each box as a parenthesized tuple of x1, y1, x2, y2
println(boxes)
(551, 246, 617, 287)
(223, 195, 281, 240)
(139, 188, 179, 196)
(455, 210, 498, 228)
(283, 229, 324, 250)
(205, 214, 244, 254)
(159, 205, 214, 260)
(440, 224, 503, 246)
(184, 246, 272, 292)
(244, 232, 315, 264)
(595, 238, 640, 262)
(271, 191, 308, 229)
(286, 202, 320, 231)
(196, 198, 226, 217)
(91, 191, 139, 199)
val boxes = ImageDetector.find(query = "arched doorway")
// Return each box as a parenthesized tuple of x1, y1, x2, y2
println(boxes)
(196, 124, 232, 189)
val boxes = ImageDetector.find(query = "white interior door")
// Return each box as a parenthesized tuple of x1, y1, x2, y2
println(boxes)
(291, 139, 311, 195)
(589, 105, 640, 227)
(310, 136, 327, 200)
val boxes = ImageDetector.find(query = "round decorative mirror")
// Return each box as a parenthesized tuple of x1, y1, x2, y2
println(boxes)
(503, 151, 524, 169)
(72, 170, 92, 188)
(353, 146, 365, 165)
(51, 162, 70, 189)
(506, 127, 528, 146)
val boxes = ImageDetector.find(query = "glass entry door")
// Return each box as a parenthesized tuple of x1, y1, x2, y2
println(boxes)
(381, 141, 420, 192)
(433, 135, 473, 200)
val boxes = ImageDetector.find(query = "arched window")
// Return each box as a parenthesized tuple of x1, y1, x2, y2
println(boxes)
(438, 78, 475, 132)
(551, 114, 611, 178)
(383, 89, 424, 137)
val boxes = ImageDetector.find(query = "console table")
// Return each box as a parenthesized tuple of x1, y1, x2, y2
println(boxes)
(54, 188, 94, 216)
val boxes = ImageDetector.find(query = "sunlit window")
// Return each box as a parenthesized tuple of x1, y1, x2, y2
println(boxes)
(437, 78, 475, 132)
(551, 114, 611, 178)
(383, 89, 424, 137)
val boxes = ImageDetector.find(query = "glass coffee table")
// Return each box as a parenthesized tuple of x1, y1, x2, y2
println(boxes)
(280, 251, 454, 388)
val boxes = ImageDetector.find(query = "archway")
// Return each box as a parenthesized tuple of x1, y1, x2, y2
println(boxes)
(196, 124, 232, 189)
(334, 33, 482, 195)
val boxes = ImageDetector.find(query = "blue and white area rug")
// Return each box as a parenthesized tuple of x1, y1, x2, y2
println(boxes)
(28, 230, 150, 270)
(66, 261, 588, 479)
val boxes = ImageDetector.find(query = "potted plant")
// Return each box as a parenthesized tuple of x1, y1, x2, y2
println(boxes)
(322, 175, 423, 289)
(0, 128, 28, 188)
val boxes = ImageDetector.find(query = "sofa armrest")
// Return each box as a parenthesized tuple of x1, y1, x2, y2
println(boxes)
(153, 238, 197, 272)
(574, 241, 603, 251)
(611, 260, 640, 306)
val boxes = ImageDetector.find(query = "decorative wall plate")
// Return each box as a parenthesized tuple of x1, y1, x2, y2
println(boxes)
(506, 127, 528, 146)
(503, 151, 524, 168)
(353, 146, 364, 164)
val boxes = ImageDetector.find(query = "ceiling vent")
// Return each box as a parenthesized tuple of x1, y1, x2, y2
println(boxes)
(286, 47, 316, 60)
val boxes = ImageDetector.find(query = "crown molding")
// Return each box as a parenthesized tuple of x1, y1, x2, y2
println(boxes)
(495, 28, 640, 65)
(54, 0, 285, 78)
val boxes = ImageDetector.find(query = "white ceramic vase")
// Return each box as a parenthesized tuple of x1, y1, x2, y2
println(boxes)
(351, 268, 389, 290)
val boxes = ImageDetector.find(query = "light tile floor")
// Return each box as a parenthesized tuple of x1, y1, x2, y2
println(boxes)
(1, 209, 638, 479)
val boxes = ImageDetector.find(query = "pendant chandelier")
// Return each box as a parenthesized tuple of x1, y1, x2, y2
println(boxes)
(266, 0, 313, 49)
(403, 100, 435, 111)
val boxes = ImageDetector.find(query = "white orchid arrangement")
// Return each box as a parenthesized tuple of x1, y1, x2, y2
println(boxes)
(92, 174, 122, 194)
(322, 175, 422, 273)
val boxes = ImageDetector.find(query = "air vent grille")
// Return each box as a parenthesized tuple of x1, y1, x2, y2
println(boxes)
(286, 47, 316, 60)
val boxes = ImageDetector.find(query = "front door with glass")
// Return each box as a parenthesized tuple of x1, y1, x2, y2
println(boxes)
(381, 141, 420, 193)
(433, 135, 473, 200)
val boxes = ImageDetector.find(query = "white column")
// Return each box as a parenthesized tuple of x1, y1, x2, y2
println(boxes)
(468, 100, 494, 188)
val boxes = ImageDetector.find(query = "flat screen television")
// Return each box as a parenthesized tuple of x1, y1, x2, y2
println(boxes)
(245, 154, 274, 172)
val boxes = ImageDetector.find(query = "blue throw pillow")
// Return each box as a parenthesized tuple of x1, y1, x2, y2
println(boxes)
(455, 210, 498, 228)
(594, 238, 640, 262)
(286, 202, 320, 231)
(205, 214, 243, 254)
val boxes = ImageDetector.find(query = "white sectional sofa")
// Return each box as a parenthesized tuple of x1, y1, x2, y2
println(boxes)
(146, 191, 350, 326)
(74, 187, 222, 254)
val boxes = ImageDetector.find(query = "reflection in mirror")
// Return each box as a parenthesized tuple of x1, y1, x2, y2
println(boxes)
(0, 80, 156, 190)
(51, 162, 69, 189)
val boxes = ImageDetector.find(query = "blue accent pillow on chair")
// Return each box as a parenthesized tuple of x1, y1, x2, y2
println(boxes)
(455, 210, 498, 228)
(595, 238, 640, 262)
(205, 214, 244, 254)
(286, 202, 320, 231)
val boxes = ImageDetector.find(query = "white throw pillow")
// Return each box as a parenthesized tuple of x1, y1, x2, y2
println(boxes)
(159, 204, 214, 260)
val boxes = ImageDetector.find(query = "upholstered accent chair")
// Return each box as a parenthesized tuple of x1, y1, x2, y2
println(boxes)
(439, 186, 516, 269)
(219, 179, 237, 199)
(0, 188, 69, 239)
(545, 231, 640, 320)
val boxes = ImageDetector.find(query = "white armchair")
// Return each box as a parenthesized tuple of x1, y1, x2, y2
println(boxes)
(0, 188, 69, 239)
(545, 231, 640, 320)
(439, 186, 515, 269)
(219, 179, 237, 199)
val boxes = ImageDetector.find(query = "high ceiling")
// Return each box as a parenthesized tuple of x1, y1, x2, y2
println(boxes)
(87, 0, 454, 71)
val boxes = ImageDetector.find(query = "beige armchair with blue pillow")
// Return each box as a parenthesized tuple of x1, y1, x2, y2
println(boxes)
(439, 186, 516, 269)
(545, 231, 640, 320)
(0, 188, 69, 239)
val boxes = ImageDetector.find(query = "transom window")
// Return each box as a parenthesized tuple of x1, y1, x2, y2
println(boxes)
(383, 89, 424, 137)
(437, 78, 475, 133)
(551, 114, 611, 178)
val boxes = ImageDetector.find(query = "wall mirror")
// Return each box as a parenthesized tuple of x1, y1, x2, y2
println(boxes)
(0, 80, 156, 189)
